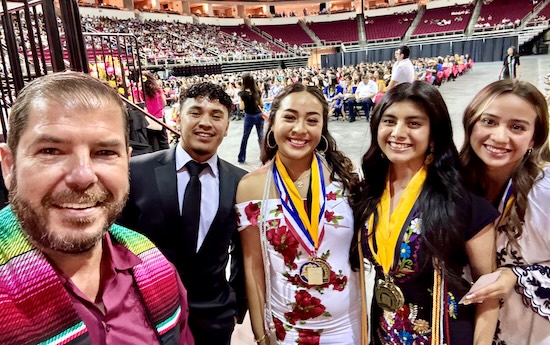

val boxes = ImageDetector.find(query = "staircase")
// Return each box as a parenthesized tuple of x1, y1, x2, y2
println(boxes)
(298, 19, 322, 46)
(519, 0, 550, 29)
(519, 25, 548, 45)
(465, 0, 483, 36)
(249, 26, 291, 54)
(403, 5, 426, 41)
(357, 14, 367, 46)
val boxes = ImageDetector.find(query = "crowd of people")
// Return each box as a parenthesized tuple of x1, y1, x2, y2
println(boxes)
(152, 49, 472, 131)
(82, 16, 288, 64)
(2, 1, 550, 344)
(0, 31, 548, 345)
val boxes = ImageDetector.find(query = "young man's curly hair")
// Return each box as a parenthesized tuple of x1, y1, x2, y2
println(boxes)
(180, 82, 233, 115)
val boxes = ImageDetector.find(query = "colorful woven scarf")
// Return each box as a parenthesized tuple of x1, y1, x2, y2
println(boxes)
(0, 207, 181, 345)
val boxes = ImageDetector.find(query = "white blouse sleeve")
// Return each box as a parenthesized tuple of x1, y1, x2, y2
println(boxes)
(512, 166, 550, 321)
(235, 200, 262, 232)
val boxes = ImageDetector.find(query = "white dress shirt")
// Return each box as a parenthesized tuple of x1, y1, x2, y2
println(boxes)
(176, 145, 220, 252)
(355, 79, 378, 101)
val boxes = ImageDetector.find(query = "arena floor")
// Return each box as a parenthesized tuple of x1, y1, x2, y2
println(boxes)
(227, 54, 550, 345)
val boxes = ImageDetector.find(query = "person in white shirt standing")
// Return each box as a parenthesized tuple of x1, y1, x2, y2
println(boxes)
(388, 45, 415, 90)
(347, 73, 378, 122)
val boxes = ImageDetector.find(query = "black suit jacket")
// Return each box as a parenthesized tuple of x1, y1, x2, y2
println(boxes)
(117, 147, 247, 330)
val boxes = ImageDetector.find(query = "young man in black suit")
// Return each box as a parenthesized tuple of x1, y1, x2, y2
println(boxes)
(118, 82, 247, 345)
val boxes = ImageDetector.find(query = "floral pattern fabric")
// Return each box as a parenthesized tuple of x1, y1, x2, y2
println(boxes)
(236, 182, 361, 345)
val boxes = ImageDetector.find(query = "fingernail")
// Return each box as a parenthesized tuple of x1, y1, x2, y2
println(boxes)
(465, 294, 475, 300)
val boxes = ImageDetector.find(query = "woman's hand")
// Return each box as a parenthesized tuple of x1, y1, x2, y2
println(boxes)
(463, 267, 517, 304)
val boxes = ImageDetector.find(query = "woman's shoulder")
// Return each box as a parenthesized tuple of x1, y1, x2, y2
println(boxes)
(236, 165, 270, 203)
(531, 165, 550, 195)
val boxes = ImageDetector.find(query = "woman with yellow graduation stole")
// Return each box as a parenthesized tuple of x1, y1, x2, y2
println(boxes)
(351, 81, 500, 345)
(236, 83, 363, 345)
(460, 80, 550, 345)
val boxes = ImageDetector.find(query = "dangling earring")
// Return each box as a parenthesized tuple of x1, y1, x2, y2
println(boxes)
(266, 130, 277, 149)
(424, 144, 435, 165)
(524, 148, 533, 158)
(316, 135, 329, 154)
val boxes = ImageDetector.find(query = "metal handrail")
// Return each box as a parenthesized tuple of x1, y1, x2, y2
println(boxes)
(120, 96, 180, 137)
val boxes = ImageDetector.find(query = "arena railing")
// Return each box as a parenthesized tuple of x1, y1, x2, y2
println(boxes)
(84, 32, 179, 137)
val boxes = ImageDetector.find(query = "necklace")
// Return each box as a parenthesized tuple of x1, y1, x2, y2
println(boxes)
(294, 170, 311, 189)
(392, 180, 407, 190)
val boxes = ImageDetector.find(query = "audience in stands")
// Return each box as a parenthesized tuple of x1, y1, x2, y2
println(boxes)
(133, 51, 474, 126)
(82, 16, 291, 64)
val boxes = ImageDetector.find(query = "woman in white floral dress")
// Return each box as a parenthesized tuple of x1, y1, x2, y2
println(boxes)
(236, 83, 364, 345)
(460, 79, 550, 345)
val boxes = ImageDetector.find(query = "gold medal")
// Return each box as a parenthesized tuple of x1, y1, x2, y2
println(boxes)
(375, 276, 405, 312)
(299, 257, 331, 285)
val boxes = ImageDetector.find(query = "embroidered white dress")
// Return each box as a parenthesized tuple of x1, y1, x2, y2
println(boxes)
(494, 166, 550, 345)
(236, 181, 361, 345)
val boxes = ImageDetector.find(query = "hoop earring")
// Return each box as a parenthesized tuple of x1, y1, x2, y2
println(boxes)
(266, 130, 277, 149)
(316, 135, 329, 154)
(424, 144, 435, 165)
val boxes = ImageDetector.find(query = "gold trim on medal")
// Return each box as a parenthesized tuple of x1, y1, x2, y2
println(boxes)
(299, 258, 331, 285)
(375, 277, 405, 312)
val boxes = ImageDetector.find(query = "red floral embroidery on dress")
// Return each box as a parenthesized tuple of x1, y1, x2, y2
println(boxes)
(324, 210, 344, 225)
(297, 329, 322, 345)
(325, 210, 336, 222)
(270, 204, 283, 217)
(326, 191, 337, 201)
(244, 202, 261, 226)
(267, 224, 300, 270)
(273, 316, 286, 341)
(284, 290, 330, 325)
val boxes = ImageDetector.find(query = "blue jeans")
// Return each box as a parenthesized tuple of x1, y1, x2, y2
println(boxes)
(347, 98, 374, 121)
(238, 112, 264, 162)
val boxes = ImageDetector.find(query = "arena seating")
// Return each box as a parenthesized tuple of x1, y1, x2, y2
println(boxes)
(84, 17, 285, 62)
(365, 12, 416, 40)
(219, 25, 288, 54)
(413, 4, 473, 35)
(255, 24, 314, 46)
(530, 1, 550, 23)
(476, 0, 536, 29)
(308, 19, 359, 43)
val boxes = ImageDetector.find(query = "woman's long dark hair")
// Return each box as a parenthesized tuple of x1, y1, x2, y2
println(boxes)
(460, 79, 550, 249)
(260, 83, 357, 193)
(143, 71, 161, 99)
(351, 81, 469, 289)
(328, 75, 338, 94)
(242, 72, 261, 107)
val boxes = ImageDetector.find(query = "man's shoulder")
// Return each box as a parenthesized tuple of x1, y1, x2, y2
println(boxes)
(219, 158, 247, 179)
(130, 147, 174, 167)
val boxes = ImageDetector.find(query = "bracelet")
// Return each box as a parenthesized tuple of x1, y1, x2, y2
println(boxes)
(254, 333, 267, 343)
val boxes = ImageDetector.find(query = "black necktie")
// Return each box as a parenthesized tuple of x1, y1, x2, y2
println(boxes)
(182, 160, 208, 254)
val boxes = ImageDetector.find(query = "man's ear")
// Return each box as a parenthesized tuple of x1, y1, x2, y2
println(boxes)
(0, 144, 14, 190)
